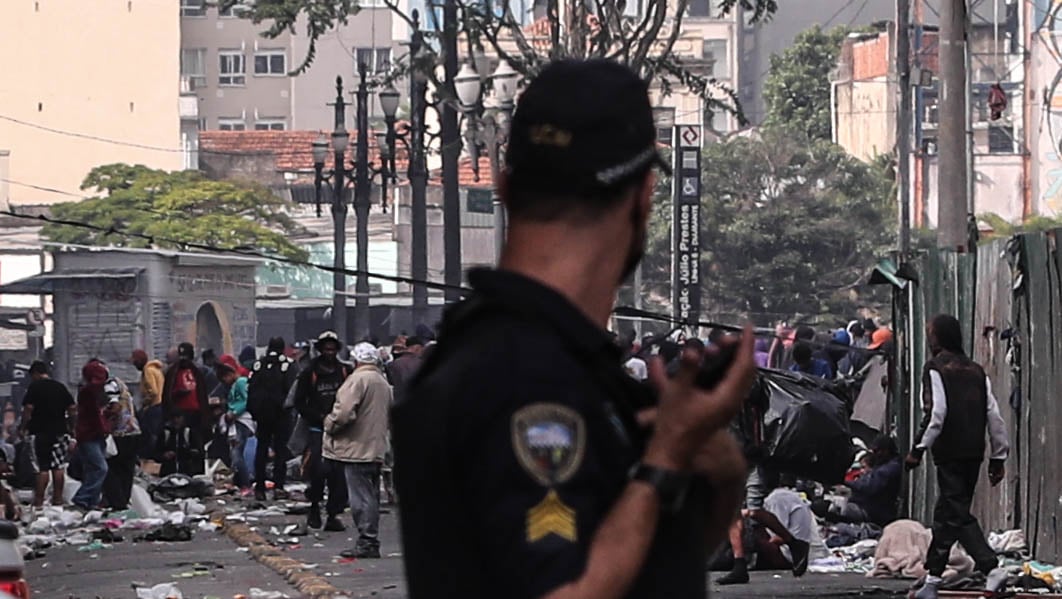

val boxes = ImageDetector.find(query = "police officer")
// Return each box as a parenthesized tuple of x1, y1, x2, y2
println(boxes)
(393, 60, 755, 599)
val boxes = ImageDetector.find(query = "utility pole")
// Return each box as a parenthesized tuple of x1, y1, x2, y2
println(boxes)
(353, 63, 371, 342)
(938, 0, 969, 249)
(409, 14, 430, 328)
(330, 79, 349, 345)
(441, 0, 462, 303)
(897, 0, 913, 259)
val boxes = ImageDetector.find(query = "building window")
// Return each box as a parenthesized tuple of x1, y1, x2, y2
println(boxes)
(218, 118, 246, 131)
(180, 0, 205, 17)
(688, 0, 726, 18)
(254, 119, 287, 131)
(181, 48, 207, 88)
(703, 40, 728, 78)
(197, 118, 208, 131)
(218, 4, 236, 17)
(988, 125, 1014, 154)
(254, 50, 287, 76)
(355, 48, 392, 74)
(654, 107, 676, 145)
(219, 51, 246, 86)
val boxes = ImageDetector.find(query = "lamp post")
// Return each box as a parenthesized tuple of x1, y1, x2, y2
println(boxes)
(375, 12, 429, 329)
(312, 67, 377, 344)
(455, 60, 520, 261)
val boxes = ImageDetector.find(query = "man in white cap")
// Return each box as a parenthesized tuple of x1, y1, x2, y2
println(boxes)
(325, 341, 393, 559)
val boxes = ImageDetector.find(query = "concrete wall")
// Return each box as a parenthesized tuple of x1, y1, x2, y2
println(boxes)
(0, 0, 182, 205)
(919, 154, 1026, 227)
(181, 6, 295, 130)
(291, 9, 404, 130)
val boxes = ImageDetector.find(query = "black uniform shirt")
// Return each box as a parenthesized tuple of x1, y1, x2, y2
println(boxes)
(393, 268, 712, 599)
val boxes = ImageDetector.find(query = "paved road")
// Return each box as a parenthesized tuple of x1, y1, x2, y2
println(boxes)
(24, 526, 295, 599)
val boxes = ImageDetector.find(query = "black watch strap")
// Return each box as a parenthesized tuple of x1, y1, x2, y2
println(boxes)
(629, 462, 692, 514)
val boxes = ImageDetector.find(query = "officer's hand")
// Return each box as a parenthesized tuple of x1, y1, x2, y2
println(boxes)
(988, 459, 1005, 486)
(644, 325, 755, 471)
(635, 411, 747, 485)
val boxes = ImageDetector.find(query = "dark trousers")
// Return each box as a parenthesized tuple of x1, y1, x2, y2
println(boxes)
(254, 416, 287, 492)
(103, 436, 140, 509)
(138, 405, 163, 460)
(925, 459, 997, 576)
(306, 430, 347, 517)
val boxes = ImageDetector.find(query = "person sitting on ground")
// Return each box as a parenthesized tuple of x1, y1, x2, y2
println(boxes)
(789, 342, 833, 379)
(755, 478, 830, 570)
(155, 409, 204, 476)
(717, 467, 812, 585)
(813, 435, 902, 527)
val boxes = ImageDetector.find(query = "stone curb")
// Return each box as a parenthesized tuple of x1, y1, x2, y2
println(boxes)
(215, 510, 351, 599)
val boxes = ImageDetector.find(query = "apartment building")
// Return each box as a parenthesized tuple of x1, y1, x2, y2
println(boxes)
(0, 0, 184, 206)
(180, 0, 403, 132)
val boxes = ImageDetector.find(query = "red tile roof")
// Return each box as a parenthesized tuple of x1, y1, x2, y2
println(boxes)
(198, 130, 409, 175)
(200, 130, 496, 189)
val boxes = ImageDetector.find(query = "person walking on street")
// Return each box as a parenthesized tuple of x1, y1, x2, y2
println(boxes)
(325, 342, 392, 559)
(131, 350, 165, 461)
(248, 337, 298, 501)
(906, 314, 1009, 599)
(72, 359, 110, 510)
(216, 363, 254, 493)
(293, 331, 350, 531)
(392, 60, 754, 599)
(102, 376, 140, 509)
(19, 361, 75, 508)
(162, 342, 209, 459)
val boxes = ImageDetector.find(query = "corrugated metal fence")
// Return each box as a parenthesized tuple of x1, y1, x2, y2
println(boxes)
(900, 229, 1062, 563)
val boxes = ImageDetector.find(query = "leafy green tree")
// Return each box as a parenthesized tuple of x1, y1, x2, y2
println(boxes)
(642, 127, 895, 324)
(43, 164, 308, 261)
(763, 25, 851, 141)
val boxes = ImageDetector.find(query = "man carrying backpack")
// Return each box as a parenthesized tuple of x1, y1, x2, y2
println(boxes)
(248, 337, 298, 501)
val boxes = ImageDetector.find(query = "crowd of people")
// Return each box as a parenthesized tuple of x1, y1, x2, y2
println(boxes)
(5, 329, 432, 559)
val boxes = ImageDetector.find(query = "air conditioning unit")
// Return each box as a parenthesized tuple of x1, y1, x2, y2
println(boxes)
(257, 284, 292, 298)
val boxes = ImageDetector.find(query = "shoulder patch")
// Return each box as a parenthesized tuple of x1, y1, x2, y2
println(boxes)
(511, 403, 586, 487)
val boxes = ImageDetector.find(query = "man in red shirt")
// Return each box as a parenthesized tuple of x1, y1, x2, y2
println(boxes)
(72, 359, 110, 510)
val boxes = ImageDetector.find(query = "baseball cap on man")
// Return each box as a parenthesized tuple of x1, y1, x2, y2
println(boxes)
(505, 59, 671, 195)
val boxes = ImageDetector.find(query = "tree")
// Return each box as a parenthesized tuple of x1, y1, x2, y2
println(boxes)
(42, 164, 309, 261)
(234, 0, 781, 121)
(642, 127, 895, 323)
(762, 25, 851, 141)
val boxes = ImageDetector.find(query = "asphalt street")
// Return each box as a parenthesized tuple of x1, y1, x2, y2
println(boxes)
(22, 500, 914, 598)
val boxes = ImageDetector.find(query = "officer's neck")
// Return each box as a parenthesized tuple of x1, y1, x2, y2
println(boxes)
(499, 222, 625, 330)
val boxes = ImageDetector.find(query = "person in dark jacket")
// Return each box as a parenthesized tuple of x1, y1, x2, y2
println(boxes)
(248, 337, 298, 501)
(71, 360, 110, 510)
(293, 331, 350, 530)
(814, 435, 901, 527)
(161, 343, 209, 437)
(155, 408, 204, 476)
(906, 314, 1009, 599)
(385, 335, 424, 404)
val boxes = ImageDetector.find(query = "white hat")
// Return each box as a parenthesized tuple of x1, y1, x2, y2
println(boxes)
(352, 342, 379, 365)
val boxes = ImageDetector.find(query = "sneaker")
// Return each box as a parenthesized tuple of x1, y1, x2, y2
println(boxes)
(789, 539, 810, 577)
(323, 516, 347, 532)
(912, 578, 940, 599)
(307, 506, 322, 530)
(340, 547, 380, 559)
(254, 488, 267, 502)
(715, 569, 750, 585)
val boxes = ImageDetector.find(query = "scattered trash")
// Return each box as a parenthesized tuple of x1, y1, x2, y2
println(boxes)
(77, 540, 110, 552)
(149, 474, 215, 502)
(135, 522, 194, 543)
(248, 589, 288, 599)
(135, 582, 183, 599)
(92, 528, 124, 543)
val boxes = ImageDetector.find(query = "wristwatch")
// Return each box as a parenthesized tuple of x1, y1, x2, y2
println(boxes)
(629, 462, 692, 514)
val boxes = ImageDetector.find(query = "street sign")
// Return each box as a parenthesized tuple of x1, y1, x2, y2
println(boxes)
(672, 125, 702, 326)
(678, 125, 701, 148)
